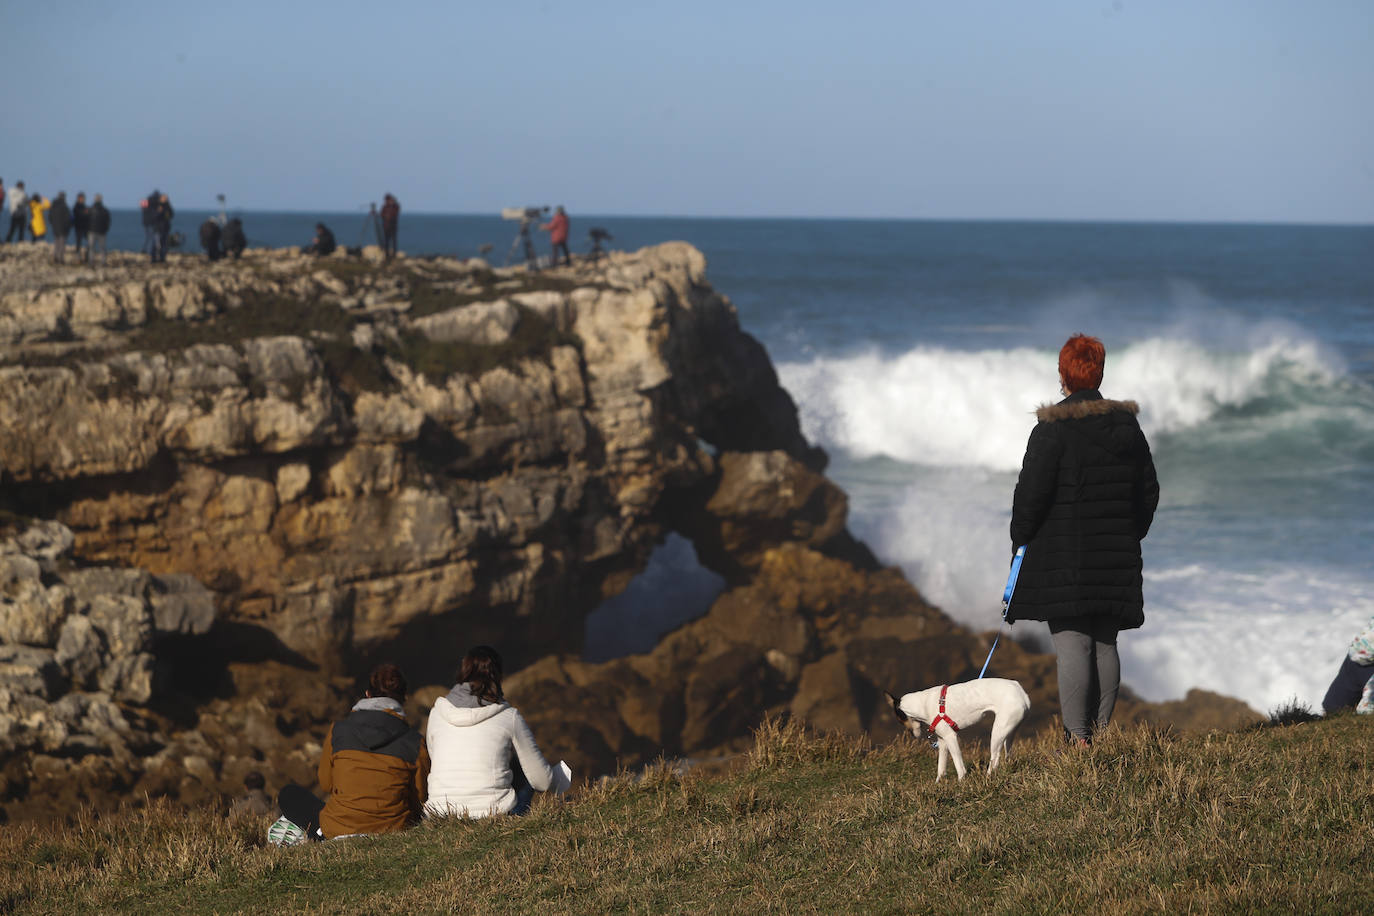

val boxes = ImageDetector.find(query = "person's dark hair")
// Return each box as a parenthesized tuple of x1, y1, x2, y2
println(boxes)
(243, 770, 265, 790)
(1058, 334, 1106, 393)
(459, 645, 504, 704)
(368, 663, 408, 703)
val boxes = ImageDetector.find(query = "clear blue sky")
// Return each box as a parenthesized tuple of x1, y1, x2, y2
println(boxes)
(7, 1, 1371, 222)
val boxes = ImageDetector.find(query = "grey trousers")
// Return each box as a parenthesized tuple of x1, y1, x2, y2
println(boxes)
(1049, 615, 1121, 741)
(87, 233, 107, 263)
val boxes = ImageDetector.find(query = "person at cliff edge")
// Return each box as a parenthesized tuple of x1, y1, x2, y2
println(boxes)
(222, 217, 247, 259)
(72, 192, 90, 258)
(86, 194, 111, 264)
(1007, 333, 1159, 745)
(199, 218, 223, 261)
(380, 193, 400, 262)
(306, 222, 336, 257)
(151, 192, 174, 263)
(47, 192, 72, 263)
(541, 205, 571, 267)
(277, 663, 429, 840)
(5, 180, 28, 242)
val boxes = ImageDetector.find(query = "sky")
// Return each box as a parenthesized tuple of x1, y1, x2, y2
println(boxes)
(5, 1, 1372, 223)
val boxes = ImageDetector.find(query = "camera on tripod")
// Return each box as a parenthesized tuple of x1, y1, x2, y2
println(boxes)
(502, 206, 549, 267)
(501, 206, 549, 222)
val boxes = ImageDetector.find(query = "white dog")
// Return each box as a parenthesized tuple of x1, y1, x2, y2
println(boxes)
(885, 678, 1030, 781)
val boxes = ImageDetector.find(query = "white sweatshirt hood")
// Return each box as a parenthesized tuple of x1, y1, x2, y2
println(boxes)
(432, 693, 509, 728)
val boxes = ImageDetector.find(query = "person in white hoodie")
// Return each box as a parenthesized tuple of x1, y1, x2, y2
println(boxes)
(425, 645, 571, 818)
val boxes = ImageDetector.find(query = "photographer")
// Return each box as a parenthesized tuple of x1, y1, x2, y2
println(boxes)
(541, 205, 571, 267)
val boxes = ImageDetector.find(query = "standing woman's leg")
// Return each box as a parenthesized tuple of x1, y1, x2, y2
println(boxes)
(1049, 618, 1095, 742)
(1089, 616, 1122, 733)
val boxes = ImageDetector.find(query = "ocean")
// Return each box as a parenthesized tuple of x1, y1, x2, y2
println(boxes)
(98, 209, 1374, 714)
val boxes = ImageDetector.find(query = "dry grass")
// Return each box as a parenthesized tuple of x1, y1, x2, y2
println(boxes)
(2, 713, 1369, 914)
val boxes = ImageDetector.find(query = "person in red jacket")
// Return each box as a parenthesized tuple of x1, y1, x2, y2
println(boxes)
(541, 205, 570, 267)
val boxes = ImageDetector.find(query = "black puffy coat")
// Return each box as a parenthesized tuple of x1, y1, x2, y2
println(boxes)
(1008, 389, 1159, 629)
(48, 197, 72, 235)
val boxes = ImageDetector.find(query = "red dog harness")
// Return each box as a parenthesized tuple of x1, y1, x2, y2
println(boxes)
(929, 685, 960, 735)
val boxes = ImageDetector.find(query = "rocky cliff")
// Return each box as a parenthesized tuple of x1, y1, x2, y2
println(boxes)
(0, 242, 1256, 823)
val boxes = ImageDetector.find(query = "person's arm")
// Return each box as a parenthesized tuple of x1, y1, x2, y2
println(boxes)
(318, 725, 335, 794)
(1010, 422, 1060, 551)
(411, 739, 430, 816)
(508, 709, 570, 794)
(1135, 432, 1160, 540)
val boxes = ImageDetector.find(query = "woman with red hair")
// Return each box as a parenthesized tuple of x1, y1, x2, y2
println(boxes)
(1009, 334, 1159, 744)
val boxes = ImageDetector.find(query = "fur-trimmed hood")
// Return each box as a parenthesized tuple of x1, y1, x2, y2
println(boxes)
(1035, 395, 1139, 423)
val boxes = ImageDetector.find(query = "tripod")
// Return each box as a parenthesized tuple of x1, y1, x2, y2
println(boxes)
(504, 217, 541, 270)
(358, 204, 383, 248)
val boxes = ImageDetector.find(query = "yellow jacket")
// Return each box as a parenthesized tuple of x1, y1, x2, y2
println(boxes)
(29, 199, 49, 237)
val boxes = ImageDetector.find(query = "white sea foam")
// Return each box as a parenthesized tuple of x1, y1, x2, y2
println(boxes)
(1131, 566, 1373, 713)
(777, 332, 1352, 473)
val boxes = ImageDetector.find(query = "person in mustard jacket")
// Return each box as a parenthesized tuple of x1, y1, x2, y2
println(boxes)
(28, 194, 50, 240)
(277, 663, 429, 840)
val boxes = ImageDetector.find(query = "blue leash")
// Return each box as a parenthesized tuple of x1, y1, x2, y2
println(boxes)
(978, 545, 1025, 679)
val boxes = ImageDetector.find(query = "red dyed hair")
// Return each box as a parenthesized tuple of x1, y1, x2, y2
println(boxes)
(1058, 334, 1105, 393)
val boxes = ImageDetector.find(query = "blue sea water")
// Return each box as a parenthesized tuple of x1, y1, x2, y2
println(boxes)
(101, 209, 1374, 712)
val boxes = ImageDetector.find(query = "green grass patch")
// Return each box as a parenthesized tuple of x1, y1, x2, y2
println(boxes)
(384, 305, 580, 382)
(127, 291, 354, 353)
(2, 714, 1370, 913)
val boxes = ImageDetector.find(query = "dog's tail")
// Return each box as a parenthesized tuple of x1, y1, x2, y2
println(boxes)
(884, 690, 909, 722)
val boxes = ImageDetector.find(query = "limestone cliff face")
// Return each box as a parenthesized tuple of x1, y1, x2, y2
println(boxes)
(0, 242, 828, 677)
(0, 243, 1258, 823)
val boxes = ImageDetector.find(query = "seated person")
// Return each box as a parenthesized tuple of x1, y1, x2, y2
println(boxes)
(306, 222, 336, 257)
(425, 645, 571, 818)
(230, 770, 274, 817)
(199, 218, 222, 261)
(223, 218, 247, 259)
(278, 663, 428, 839)
(1323, 615, 1374, 715)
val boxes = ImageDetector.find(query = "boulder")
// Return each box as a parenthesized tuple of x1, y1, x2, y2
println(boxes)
(0, 557, 72, 647)
(149, 573, 217, 636)
(412, 300, 521, 345)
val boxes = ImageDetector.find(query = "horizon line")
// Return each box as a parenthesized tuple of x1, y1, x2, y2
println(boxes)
(90, 206, 1374, 230)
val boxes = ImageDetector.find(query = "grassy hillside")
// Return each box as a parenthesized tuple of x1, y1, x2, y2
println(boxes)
(2, 714, 1369, 914)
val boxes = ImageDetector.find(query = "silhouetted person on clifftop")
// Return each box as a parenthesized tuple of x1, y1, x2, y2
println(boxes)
(380, 193, 399, 261)
(306, 222, 336, 256)
(223, 217, 246, 260)
(200, 218, 223, 261)
(87, 194, 110, 264)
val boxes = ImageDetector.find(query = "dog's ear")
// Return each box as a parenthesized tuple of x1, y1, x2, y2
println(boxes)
(884, 690, 908, 722)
